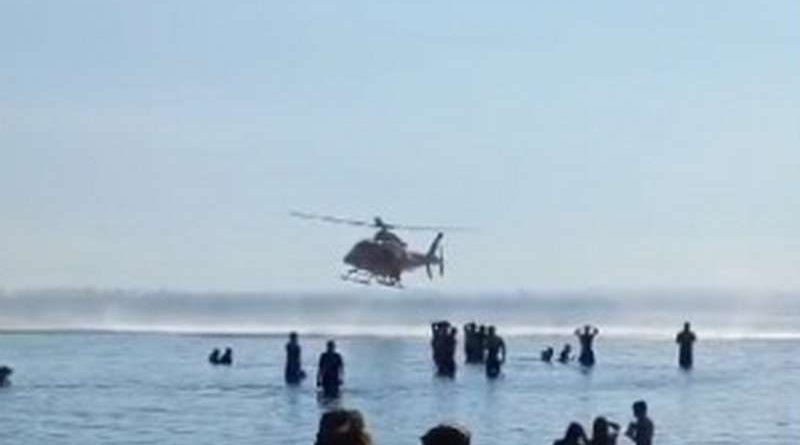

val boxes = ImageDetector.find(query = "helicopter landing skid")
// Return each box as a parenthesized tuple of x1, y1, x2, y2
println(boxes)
(341, 269, 403, 288)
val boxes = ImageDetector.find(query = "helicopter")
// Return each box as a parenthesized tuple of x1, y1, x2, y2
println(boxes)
(290, 211, 462, 288)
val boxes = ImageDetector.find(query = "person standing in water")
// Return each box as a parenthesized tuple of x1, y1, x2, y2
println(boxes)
(675, 322, 696, 369)
(317, 340, 344, 398)
(541, 346, 555, 363)
(625, 400, 654, 445)
(218, 347, 233, 365)
(208, 348, 221, 365)
(558, 344, 572, 363)
(484, 326, 506, 378)
(0, 366, 13, 387)
(463, 322, 479, 363)
(575, 325, 599, 367)
(589, 416, 620, 445)
(441, 326, 458, 377)
(285, 331, 306, 384)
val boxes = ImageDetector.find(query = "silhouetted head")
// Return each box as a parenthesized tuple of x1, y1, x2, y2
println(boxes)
(488, 326, 496, 336)
(632, 400, 648, 418)
(289, 331, 298, 342)
(327, 340, 336, 352)
(592, 417, 610, 442)
(0, 366, 11, 386)
(315, 409, 372, 445)
(683, 321, 691, 331)
(420, 423, 471, 445)
(562, 422, 586, 442)
(478, 325, 486, 333)
(564, 343, 571, 350)
(224, 347, 232, 354)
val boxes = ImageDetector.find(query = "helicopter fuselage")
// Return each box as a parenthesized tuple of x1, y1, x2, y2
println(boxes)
(342, 232, 443, 287)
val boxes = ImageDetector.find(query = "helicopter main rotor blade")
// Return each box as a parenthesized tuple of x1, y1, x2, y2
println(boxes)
(290, 211, 473, 232)
(388, 223, 473, 232)
(289, 211, 371, 227)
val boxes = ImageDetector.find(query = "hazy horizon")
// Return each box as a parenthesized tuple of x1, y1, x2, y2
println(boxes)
(2, 287, 798, 338)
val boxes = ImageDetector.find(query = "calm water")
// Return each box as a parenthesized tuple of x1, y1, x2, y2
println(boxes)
(0, 332, 798, 445)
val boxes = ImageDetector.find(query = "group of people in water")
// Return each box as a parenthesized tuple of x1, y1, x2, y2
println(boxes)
(313, 399, 654, 445)
(208, 347, 233, 366)
(552, 400, 654, 445)
(540, 324, 600, 367)
(433, 321, 506, 378)
(284, 332, 345, 399)
(541, 322, 697, 370)
(274, 320, 697, 403)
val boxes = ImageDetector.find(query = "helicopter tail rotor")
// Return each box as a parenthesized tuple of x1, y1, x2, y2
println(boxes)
(425, 232, 444, 280)
(439, 245, 445, 277)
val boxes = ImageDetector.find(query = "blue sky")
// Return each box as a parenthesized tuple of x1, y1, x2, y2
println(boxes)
(2, 1, 798, 291)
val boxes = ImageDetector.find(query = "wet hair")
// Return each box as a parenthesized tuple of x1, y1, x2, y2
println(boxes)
(563, 422, 586, 442)
(315, 409, 372, 445)
(420, 423, 471, 445)
(592, 417, 609, 443)
(632, 400, 647, 417)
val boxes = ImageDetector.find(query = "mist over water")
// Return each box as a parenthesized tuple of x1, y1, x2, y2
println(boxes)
(1, 289, 797, 338)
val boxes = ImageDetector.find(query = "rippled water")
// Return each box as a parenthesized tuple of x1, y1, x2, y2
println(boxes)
(0, 332, 797, 444)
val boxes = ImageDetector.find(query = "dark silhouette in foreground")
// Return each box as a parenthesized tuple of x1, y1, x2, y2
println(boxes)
(625, 400, 654, 445)
(317, 340, 344, 399)
(541, 346, 554, 363)
(575, 325, 599, 367)
(676, 322, 696, 369)
(431, 321, 457, 377)
(421, 423, 471, 445)
(553, 422, 589, 445)
(484, 326, 506, 378)
(589, 416, 620, 445)
(285, 331, 306, 384)
(0, 366, 12, 387)
(558, 344, 573, 363)
(314, 408, 372, 445)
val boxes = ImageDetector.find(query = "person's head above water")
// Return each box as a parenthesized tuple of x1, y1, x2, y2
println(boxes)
(289, 331, 298, 342)
(632, 400, 648, 418)
(326, 340, 336, 352)
(561, 422, 587, 443)
(420, 423, 471, 445)
(315, 409, 371, 445)
(592, 417, 611, 440)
